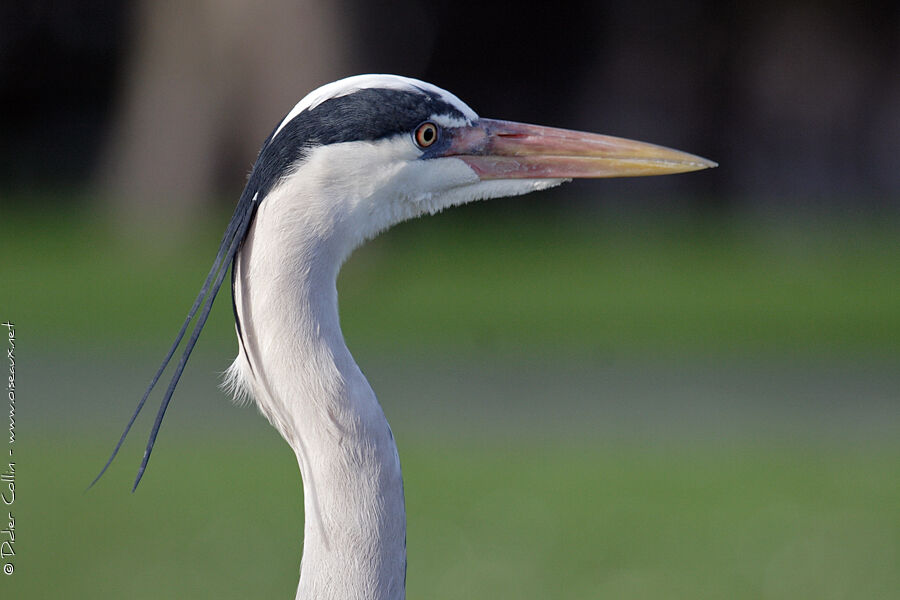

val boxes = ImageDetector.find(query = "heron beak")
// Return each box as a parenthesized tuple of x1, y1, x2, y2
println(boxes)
(445, 118, 716, 180)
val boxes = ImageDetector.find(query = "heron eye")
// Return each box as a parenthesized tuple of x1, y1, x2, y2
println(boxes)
(414, 122, 439, 148)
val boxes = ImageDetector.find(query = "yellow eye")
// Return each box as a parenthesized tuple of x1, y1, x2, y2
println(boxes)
(414, 122, 439, 148)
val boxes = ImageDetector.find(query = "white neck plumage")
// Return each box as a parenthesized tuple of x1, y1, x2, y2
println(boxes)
(223, 134, 557, 599)
(227, 157, 408, 600)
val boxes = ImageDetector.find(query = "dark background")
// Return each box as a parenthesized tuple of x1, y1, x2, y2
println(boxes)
(3, 1, 898, 214)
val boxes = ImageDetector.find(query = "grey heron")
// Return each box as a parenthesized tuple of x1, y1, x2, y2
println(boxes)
(94, 74, 715, 599)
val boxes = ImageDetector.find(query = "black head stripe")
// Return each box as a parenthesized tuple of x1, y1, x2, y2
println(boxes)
(249, 88, 470, 202)
(297, 88, 468, 145)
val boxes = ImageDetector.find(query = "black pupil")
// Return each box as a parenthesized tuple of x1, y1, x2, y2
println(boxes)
(421, 126, 434, 143)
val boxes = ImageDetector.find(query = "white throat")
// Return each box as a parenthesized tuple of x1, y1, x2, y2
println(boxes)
(226, 168, 407, 599)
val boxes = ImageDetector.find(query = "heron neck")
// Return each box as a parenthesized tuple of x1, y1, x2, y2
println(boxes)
(233, 202, 406, 600)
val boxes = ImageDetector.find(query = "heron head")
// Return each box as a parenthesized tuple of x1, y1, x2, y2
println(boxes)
(95, 74, 716, 492)
(252, 74, 716, 249)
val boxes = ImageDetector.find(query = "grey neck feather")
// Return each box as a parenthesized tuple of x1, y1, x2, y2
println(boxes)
(230, 181, 407, 600)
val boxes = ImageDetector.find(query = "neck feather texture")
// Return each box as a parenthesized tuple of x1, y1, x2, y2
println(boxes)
(227, 180, 407, 600)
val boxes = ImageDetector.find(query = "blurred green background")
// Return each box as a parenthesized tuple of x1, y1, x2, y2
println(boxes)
(4, 205, 899, 599)
(3, 2, 900, 599)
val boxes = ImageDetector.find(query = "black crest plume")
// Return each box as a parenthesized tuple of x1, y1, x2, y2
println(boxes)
(90, 84, 466, 490)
